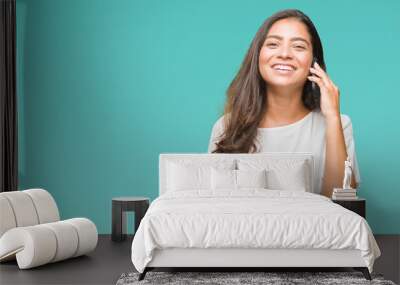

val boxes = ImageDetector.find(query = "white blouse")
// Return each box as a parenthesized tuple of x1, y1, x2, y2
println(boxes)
(208, 110, 361, 194)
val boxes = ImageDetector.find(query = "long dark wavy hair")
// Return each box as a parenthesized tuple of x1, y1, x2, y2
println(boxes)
(212, 9, 326, 153)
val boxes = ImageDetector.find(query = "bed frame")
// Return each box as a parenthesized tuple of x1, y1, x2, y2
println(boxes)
(138, 153, 372, 281)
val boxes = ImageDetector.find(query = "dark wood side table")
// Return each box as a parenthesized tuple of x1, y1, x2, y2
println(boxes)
(332, 198, 366, 218)
(112, 197, 150, 242)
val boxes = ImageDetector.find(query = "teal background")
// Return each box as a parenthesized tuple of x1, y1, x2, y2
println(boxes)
(16, 0, 400, 234)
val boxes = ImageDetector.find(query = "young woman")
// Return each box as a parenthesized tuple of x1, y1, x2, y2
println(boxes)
(208, 9, 360, 197)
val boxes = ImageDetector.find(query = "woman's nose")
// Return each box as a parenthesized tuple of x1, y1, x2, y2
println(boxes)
(278, 45, 293, 58)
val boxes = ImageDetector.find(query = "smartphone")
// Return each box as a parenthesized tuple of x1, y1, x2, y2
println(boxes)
(309, 57, 320, 105)
(310, 57, 318, 92)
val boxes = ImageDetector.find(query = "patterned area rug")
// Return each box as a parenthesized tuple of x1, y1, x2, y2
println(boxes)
(116, 271, 396, 285)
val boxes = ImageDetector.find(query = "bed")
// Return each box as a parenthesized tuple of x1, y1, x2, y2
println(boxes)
(131, 153, 381, 281)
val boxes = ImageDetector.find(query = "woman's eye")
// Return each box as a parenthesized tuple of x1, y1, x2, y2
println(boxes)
(266, 43, 305, 49)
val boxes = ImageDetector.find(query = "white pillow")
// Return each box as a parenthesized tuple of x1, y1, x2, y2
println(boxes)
(237, 169, 267, 188)
(167, 159, 235, 191)
(167, 162, 209, 191)
(210, 168, 267, 190)
(266, 163, 308, 191)
(237, 158, 310, 191)
(210, 168, 236, 190)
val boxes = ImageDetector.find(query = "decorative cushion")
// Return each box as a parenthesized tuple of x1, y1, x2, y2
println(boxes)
(166, 159, 235, 191)
(167, 163, 210, 191)
(266, 166, 307, 191)
(237, 169, 267, 188)
(210, 168, 236, 190)
(237, 158, 311, 191)
(210, 168, 267, 190)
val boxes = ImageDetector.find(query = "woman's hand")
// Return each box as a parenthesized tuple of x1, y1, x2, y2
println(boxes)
(307, 62, 340, 120)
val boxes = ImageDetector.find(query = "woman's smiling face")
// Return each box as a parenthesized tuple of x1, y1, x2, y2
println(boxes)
(259, 17, 313, 88)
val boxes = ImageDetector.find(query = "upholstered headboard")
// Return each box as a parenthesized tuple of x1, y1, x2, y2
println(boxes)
(159, 153, 314, 195)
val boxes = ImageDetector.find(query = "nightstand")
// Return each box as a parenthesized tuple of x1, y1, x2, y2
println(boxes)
(332, 198, 366, 218)
(111, 197, 149, 242)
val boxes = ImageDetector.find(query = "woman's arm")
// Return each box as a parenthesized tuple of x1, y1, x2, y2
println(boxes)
(308, 62, 357, 197)
(321, 116, 357, 197)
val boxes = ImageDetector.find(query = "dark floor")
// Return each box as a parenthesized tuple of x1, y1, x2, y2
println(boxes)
(0, 235, 399, 285)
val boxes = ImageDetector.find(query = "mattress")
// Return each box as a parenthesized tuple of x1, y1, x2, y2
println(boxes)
(131, 189, 381, 273)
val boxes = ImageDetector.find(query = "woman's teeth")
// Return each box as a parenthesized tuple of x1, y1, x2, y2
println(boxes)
(273, 65, 295, 71)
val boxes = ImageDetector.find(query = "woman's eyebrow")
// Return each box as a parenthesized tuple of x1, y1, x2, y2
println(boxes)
(266, 35, 310, 46)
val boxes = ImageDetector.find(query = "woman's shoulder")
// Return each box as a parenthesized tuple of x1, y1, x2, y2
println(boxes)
(208, 113, 230, 152)
(212, 113, 230, 131)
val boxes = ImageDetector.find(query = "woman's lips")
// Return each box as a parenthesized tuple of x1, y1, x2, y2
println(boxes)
(272, 68, 295, 75)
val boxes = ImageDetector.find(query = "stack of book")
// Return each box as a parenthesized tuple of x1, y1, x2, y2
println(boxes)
(332, 188, 358, 200)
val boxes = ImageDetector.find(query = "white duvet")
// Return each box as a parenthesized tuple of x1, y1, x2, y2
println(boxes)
(131, 189, 380, 273)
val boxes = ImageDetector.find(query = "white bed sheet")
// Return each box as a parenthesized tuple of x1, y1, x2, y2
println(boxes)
(131, 189, 380, 273)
